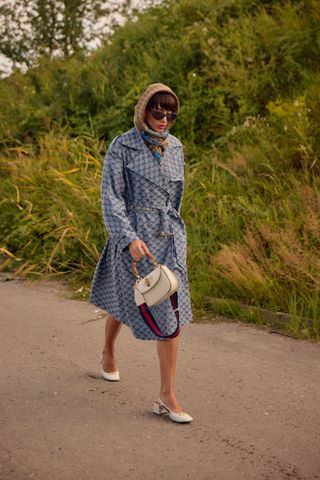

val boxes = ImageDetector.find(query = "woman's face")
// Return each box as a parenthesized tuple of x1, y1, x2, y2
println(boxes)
(145, 105, 170, 133)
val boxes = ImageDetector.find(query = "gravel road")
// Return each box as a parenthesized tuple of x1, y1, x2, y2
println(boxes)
(0, 275, 319, 480)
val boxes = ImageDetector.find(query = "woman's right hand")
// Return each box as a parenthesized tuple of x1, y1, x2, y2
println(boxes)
(128, 239, 151, 261)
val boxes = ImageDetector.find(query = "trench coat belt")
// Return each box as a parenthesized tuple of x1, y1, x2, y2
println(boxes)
(128, 204, 182, 237)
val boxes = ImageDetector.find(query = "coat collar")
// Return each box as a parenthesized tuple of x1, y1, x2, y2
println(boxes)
(121, 128, 183, 193)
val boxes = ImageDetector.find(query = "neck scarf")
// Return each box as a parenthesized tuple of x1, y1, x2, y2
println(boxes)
(141, 125, 169, 162)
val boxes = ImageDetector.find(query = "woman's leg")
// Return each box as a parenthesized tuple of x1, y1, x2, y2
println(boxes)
(157, 336, 185, 413)
(101, 314, 122, 372)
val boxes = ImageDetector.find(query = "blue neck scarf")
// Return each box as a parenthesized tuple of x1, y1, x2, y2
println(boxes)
(141, 126, 169, 163)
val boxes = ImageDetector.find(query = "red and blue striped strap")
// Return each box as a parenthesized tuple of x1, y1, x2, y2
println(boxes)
(138, 291, 180, 338)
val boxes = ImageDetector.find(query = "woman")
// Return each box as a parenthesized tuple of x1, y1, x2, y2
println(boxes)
(90, 83, 193, 423)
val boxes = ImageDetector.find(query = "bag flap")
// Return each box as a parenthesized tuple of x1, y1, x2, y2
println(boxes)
(136, 265, 161, 294)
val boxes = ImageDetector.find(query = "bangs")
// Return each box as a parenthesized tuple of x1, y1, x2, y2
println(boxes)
(147, 92, 178, 112)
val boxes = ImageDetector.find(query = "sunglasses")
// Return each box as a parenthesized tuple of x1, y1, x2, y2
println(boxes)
(149, 109, 178, 122)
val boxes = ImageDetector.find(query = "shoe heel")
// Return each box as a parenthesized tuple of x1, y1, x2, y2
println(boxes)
(152, 401, 166, 415)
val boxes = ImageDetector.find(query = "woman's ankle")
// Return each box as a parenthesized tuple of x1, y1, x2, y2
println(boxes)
(159, 389, 176, 402)
(159, 391, 183, 412)
(101, 349, 117, 372)
(102, 347, 115, 357)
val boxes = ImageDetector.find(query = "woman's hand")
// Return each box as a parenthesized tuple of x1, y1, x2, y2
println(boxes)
(128, 239, 151, 261)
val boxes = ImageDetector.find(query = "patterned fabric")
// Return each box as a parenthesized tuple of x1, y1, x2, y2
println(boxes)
(89, 127, 192, 340)
(140, 128, 169, 162)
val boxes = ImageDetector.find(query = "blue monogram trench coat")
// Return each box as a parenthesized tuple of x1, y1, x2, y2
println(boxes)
(90, 127, 192, 340)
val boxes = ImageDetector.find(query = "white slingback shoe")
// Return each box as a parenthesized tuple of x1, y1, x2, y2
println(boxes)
(153, 399, 193, 423)
(100, 355, 120, 382)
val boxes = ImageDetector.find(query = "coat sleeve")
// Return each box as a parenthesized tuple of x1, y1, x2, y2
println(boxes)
(101, 137, 138, 251)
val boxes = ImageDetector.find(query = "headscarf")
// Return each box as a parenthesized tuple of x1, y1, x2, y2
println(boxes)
(134, 83, 180, 162)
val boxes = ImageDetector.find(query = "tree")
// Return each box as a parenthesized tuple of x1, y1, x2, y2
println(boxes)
(0, 0, 136, 73)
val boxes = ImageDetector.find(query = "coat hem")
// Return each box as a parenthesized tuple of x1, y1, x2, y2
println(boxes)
(89, 298, 192, 341)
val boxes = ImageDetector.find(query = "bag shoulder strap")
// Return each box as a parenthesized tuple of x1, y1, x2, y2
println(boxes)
(138, 291, 180, 338)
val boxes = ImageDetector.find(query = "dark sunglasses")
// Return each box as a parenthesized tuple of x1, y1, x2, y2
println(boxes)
(149, 109, 178, 121)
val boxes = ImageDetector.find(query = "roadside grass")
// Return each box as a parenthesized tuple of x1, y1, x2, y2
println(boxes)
(0, 133, 105, 279)
(1, 0, 319, 339)
(1, 95, 319, 340)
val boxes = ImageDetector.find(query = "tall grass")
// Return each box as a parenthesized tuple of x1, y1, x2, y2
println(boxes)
(1, 0, 320, 338)
(183, 89, 320, 338)
(0, 133, 104, 280)
(1, 90, 319, 337)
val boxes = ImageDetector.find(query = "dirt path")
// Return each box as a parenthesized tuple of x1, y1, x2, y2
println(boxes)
(0, 274, 320, 480)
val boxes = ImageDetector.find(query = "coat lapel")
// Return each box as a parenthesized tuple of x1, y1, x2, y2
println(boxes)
(120, 128, 183, 193)
(161, 141, 184, 182)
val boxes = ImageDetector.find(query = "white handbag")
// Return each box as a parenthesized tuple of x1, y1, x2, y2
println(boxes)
(132, 252, 180, 338)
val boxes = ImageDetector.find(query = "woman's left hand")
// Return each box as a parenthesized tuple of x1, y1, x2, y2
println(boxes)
(128, 238, 151, 261)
